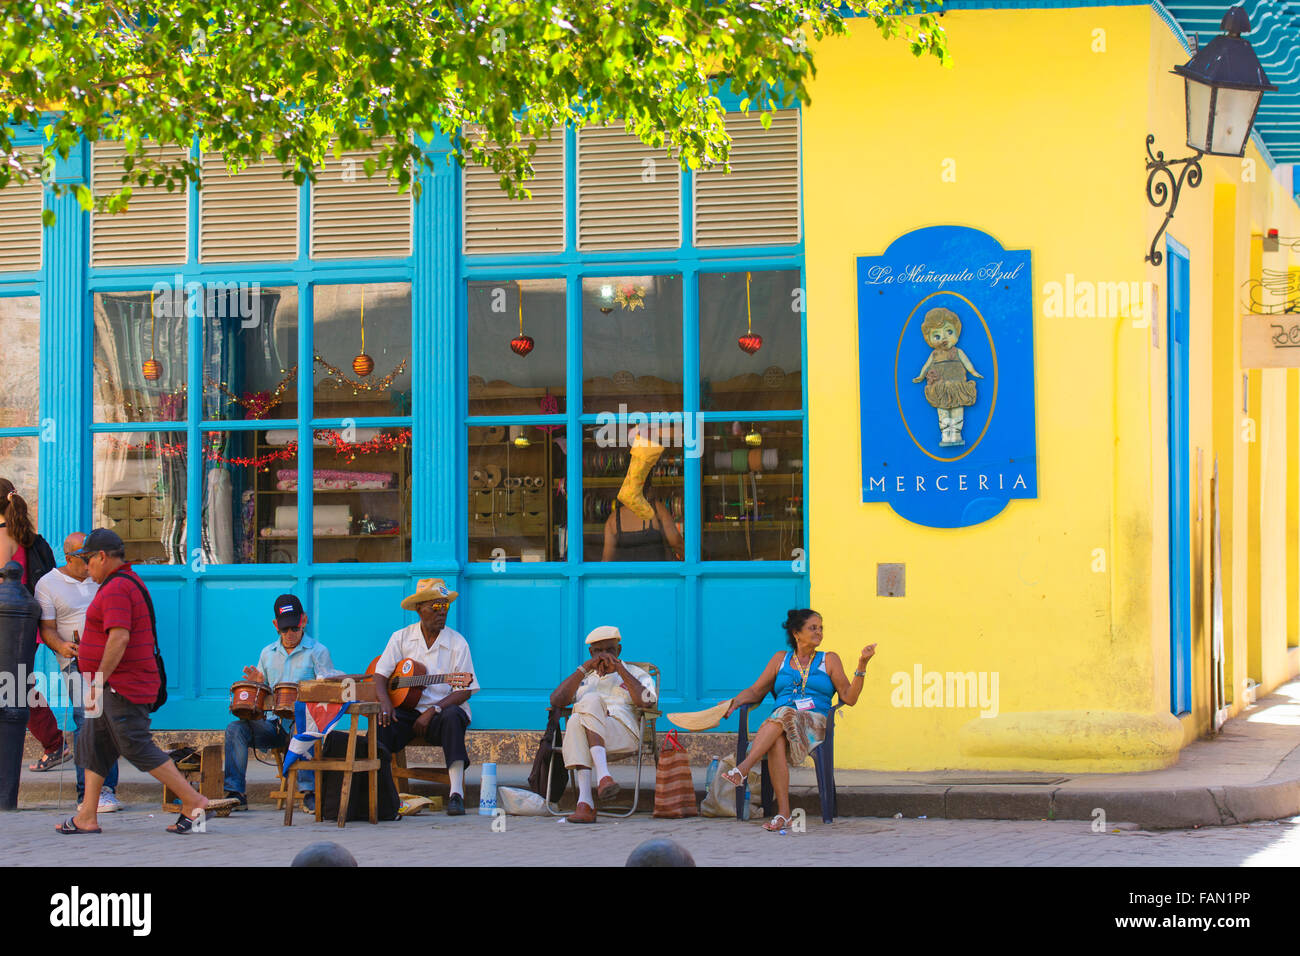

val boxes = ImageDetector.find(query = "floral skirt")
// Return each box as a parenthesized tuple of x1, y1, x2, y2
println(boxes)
(764, 706, 827, 767)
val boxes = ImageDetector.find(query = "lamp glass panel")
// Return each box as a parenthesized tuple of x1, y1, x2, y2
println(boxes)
(1208, 87, 1261, 156)
(1184, 78, 1213, 152)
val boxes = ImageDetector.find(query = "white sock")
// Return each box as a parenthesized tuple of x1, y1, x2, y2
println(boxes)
(591, 746, 610, 780)
(448, 760, 464, 797)
(576, 768, 593, 805)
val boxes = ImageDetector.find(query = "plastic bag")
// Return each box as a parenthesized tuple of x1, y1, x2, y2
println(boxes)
(699, 754, 761, 818)
(499, 785, 550, 816)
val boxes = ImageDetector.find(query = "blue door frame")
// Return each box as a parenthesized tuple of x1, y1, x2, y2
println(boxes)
(1167, 236, 1191, 716)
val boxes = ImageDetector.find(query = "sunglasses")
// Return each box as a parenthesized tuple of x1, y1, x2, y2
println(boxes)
(422, 601, 450, 611)
(278, 624, 304, 634)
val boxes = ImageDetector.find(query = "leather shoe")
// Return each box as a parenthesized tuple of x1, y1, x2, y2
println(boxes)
(566, 801, 597, 824)
(447, 793, 465, 815)
(302, 792, 315, 813)
(596, 775, 620, 801)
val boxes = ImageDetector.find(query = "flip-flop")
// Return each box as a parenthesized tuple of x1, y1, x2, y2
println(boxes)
(167, 808, 207, 834)
(763, 814, 791, 832)
(55, 817, 101, 835)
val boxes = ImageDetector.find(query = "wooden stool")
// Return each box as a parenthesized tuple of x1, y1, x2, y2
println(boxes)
(282, 701, 380, 828)
(392, 748, 450, 792)
(269, 748, 308, 812)
(163, 743, 223, 811)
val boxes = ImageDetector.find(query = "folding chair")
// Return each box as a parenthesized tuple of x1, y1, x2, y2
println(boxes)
(543, 662, 660, 817)
(736, 696, 844, 824)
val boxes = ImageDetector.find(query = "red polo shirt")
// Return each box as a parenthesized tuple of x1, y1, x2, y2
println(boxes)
(78, 564, 158, 705)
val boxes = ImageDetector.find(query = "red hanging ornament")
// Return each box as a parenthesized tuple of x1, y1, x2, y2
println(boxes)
(510, 283, 534, 356)
(737, 271, 762, 355)
(352, 353, 375, 376)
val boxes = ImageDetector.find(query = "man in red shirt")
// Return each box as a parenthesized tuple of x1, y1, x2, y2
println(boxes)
(55, 529, 217, 834)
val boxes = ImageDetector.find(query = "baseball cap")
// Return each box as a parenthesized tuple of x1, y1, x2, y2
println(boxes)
(71, 528, 125, 557)
(273, 594, 304, 630)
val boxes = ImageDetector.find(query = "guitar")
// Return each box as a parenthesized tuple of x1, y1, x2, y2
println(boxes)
(365, 656, 474, 711)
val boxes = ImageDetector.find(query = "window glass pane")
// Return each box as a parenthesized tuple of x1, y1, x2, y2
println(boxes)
(0, 437, 39, 526)
(582, 424, 684, 562)
(309, 425, 411, 564)
(312, 283, 411, 420)
(699, 270, 802, 412)
(202, 429, 297, 564)
(92, 431, 187, 564)
(582, 275, 681, 415)
(468, 425, 566, 563)
(701, 419, 803, 561)
(0, 296, 39, 427)
(202, 285, 300, 421)
(93, 290, 188, 423)
(467, 278, 566, 416)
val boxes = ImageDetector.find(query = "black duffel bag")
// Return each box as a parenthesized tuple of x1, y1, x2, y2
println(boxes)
(317, 731, 401, 822)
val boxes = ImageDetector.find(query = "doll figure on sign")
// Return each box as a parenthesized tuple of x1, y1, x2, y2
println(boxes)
(911, 307, 982, 447)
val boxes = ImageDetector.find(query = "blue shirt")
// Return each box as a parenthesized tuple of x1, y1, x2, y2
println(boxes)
(772, 651, 834, 715)
(256, 635, 336, 688)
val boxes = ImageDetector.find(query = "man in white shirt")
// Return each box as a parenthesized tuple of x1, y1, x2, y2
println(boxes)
(33, 532, 118, 812)
(548, 625, 657, 823)
(373, 578, 479, 815)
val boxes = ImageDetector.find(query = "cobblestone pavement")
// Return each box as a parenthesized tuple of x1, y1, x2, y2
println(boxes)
(8, 801, 1300, 866)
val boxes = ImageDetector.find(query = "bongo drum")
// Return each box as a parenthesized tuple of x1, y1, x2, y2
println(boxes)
(229, 680, 270, 720)
(271, 681, 299, 720)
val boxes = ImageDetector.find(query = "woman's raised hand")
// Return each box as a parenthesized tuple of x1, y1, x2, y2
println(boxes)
(859, 644, 877, 665)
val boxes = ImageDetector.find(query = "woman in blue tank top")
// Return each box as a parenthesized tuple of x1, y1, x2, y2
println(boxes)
(721, 609, 877, 831)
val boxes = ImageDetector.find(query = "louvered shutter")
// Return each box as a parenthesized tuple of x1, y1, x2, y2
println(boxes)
(0, 148, 43, 271)
(310, 142, 412, 259)
(693, 111, 800, 248)
(577, 124, 680, 251)
(200, 153, 298, 262)
(462, 129, 564, 255)
(91, 142, 190, 268)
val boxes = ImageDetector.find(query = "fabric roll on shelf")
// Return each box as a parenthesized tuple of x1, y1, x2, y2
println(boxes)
(483, 465, 503, 488)
(273, 504, 352, 532)
(483, 426, 506, 443)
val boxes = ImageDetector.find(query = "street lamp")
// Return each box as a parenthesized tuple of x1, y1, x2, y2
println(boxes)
(1144, 5, 1275, 265)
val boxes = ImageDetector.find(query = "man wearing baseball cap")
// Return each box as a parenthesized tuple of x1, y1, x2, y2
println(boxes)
(222, 593, 338, 810)
(548, 625, 657, 823)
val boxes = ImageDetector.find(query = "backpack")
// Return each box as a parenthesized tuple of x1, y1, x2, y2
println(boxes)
(23, 534, 56, 595)
(102, 567, 168, 713)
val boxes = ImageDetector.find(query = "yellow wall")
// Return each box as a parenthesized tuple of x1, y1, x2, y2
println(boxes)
(803, 6, 1300, 770)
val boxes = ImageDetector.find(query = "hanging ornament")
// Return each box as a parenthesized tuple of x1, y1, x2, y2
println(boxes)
(737, 271, 763, 355)
(598, 284, 615, 313)
(615, 283, 646, 311)
(745, 425, 763, 447)
(510, 282, 535, 356)
(352, 286, 374, 376)
(142, 290, 163, 381)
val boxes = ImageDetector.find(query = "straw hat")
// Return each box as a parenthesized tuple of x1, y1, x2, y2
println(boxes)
(665, 699, 733, 732)
(400, 577, 458, 611)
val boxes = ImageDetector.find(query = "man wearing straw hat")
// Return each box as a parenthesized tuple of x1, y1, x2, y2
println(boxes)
(373, 578, 479, 816)
(548, 625, 656, 824)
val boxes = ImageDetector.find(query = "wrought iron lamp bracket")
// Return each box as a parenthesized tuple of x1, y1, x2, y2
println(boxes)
(1144, 134, 1204, 266)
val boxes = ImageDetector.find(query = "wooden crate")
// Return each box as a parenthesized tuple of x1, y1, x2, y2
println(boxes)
(298, 676, 378, 704)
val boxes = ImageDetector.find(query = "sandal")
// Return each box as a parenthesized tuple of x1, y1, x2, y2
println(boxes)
(763, 814, 791, 832)
(167, 807, 206, 834)
(54, 817, 102, 835)
(720, 767, 744, 788)
(30, 747, 72, 772)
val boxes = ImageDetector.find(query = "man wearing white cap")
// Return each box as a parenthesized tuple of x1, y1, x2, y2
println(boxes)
(548, 625, 656, 823)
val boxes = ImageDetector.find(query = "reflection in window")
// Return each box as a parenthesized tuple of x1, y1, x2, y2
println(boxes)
(201, 430, 296, 564)
(699, 270, 802, 413)
(0, 437, 39, 525)
(701, 419, 803, 561)
(312, 283, 412, 421)
(309, 427, 411, 564)
(0, 296, 40, 427)
(92, 432, 187, 564)
(581, 424, 684, 563)
(202, 286, 300, 421)
(93, 290, 188, 423)
(468, 425, 566, 563)
(467, 278, 566, 417)
(582, 275, 682, 415)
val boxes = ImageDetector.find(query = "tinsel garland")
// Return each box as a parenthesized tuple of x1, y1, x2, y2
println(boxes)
(106, 428, 413, 469)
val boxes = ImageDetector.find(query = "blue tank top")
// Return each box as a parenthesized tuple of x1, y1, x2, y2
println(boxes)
(772, 651, 834, 715)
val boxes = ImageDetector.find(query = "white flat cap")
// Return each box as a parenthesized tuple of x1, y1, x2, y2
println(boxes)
(585, 625, 622, 645)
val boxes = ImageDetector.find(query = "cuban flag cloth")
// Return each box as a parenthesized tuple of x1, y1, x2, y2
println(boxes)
(282, 701, 354, 776)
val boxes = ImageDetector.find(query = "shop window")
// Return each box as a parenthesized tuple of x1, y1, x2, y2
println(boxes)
(699, 270, 802, 412)
(92, 431, 187, 565)
(693, 110, 800, 248)
(468, 424, 566, 563)
(93, 289, 188, 423)
(577, 124, 680, 251)
(701, 419, 803, 561)
(0, 148, 43, 271)
(310, 283, 413, 564)
(0, 295, 40, 427)
(581, 425, 684, 563)
(0, 437, 39, 526)
(467, 278, 566, 417)
(201, 430, 297, 565)
(199, 153, 299, 263)
(91, 141, 189, 268)
(310, 142, 411, 260)
(582, 275, 682, 415)
(463, 129, 565, 255)
(202, 285, 299, 421)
